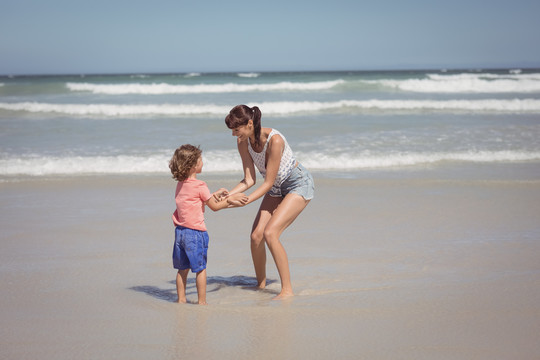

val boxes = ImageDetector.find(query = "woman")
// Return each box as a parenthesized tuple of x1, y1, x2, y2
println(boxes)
(224, 104, 314, 299)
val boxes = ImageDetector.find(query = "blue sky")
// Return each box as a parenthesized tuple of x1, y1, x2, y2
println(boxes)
(1, 0, 539, 75)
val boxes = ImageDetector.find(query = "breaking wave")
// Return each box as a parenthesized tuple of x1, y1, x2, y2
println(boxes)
(2, 150, 539, 176)
(2, 99, 540, 117)
(65, 79, 345, 94)
(372, 72, 540, 93)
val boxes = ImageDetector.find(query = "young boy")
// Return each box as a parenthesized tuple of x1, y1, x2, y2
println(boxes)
(169, 144, 247, 305)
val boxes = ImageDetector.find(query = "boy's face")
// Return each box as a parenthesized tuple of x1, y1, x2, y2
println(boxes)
(195, 157, 203, 174)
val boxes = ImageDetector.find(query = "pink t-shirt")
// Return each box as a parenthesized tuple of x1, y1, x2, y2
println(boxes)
(172, 178, 212, 231)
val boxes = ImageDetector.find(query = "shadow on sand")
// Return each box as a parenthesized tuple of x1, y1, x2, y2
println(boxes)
(129, 275, 277, 303)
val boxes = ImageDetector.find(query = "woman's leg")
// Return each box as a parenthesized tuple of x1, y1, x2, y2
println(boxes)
(264, 193, 310, 299)
(251, 194, 282, 288)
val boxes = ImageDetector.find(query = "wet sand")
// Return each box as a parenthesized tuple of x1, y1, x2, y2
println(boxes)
(1, 165, 540, 359)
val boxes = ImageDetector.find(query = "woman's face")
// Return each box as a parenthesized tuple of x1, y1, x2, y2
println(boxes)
(231, 122, 252, 141)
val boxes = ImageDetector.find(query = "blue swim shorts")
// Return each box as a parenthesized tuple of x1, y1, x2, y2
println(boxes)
(269, 163, 315, 200)
(173, 226, 209, 273)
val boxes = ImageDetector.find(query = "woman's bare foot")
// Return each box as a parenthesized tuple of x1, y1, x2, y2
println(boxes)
(272, 291, 294, 300)
(243, 280, 266, 291)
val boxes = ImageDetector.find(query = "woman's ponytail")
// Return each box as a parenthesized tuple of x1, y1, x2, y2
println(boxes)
(251, 106, 262, 148)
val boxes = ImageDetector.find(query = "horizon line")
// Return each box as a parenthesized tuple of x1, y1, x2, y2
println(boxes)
(2, 65, 540, 78)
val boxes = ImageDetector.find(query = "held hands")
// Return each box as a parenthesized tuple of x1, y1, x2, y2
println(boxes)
(212, 188, 248, 207)
(227, 192, 249, 207)
(213, 188, 229, 202)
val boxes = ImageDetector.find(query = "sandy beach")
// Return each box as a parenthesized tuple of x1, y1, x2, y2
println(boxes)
(1, 164, 540, 359)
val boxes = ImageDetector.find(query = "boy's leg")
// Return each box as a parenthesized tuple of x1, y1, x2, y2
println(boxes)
(195, 269, 207, 305)
(176, 269, 189, 303)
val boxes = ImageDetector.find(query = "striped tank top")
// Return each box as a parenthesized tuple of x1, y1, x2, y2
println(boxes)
(247, 129, 296, 196)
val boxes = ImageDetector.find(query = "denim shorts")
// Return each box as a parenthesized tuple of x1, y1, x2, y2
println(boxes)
(173, 226, 209, 273)
(269, 163, 315, 200)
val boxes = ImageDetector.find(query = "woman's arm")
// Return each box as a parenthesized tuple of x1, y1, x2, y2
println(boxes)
(228, 138, 257, 195)
(243, 134, 284, 205)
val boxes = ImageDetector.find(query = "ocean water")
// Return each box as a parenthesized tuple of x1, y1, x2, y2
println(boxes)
(1, 69, 540, 178)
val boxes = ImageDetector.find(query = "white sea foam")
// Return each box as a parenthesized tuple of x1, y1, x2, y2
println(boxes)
(65, 80, 345, 94)
(373, 73, 540, 93)
(256, 99, 540, 113)
(237, 73, 260, 78)
(60, 73, 540, 95)
(299, 151, 540, 170)
(0, 151, 244, 176)
(0, 102, 231, 116)
(2, 99, 540, 117)
(2, 150, 539, 176)
(0, 154, 169, 176)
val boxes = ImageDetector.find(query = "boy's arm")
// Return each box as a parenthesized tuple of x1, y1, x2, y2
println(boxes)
(206, 189, 230, 211)
(206, 191, 248, 212)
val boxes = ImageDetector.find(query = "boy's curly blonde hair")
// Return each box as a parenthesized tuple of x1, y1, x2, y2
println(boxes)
(169, 144, 202, 181)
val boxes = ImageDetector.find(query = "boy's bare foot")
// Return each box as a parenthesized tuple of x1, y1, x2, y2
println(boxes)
(177, 298, 187, 304)
(198, 301, 208, 305)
